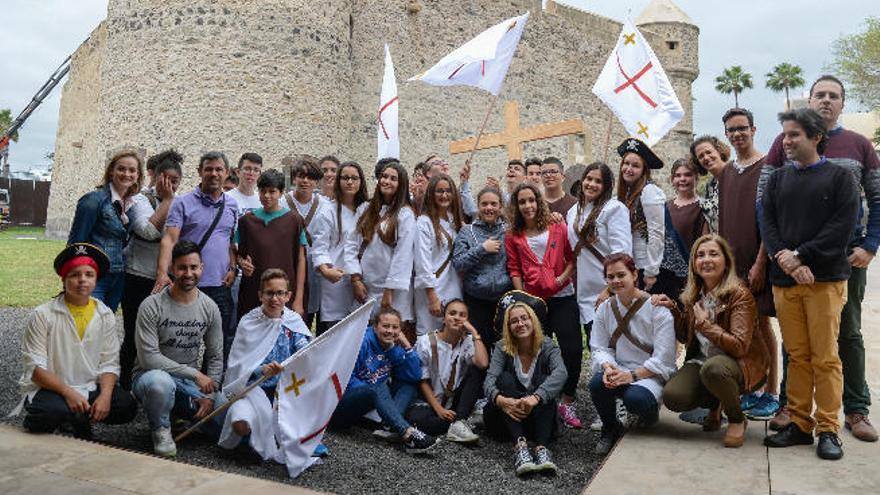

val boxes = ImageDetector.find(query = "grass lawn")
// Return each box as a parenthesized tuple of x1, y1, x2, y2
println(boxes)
(0, 227, 65, 307)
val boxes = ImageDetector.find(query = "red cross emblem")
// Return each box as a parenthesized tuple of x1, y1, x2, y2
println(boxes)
(613, 52, 657, 108)
(447, 60, 486, 80)
(377, 96, 399, 140)
(298, 373, 343, 444)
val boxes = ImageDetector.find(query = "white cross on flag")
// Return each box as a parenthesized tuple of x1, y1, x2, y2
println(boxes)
(377, 44, 400, 160)
(276, 300, 375, 477)
(408, 12, 529, 96)
(592, 19, 684, 146)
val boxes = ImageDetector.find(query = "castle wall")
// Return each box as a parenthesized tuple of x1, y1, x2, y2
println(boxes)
(46, 22, 107, 238)
(48, 0, 699, 236)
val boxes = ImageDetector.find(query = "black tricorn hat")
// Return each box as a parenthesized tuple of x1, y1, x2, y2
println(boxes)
(493, 290, 548, 337)
(53, 243, 110, 279)
(617, 138, 664, 170)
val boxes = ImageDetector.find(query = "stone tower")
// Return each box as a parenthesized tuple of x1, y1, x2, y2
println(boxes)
(46, 0, 700, 237)
(636, 0, 700, 165)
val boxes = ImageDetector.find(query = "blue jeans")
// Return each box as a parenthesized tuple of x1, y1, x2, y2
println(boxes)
(588, 373, 658, 430)
(331, 380, 417, 435)
(132, 369, 226, 436)
(93, 271, 125, 313)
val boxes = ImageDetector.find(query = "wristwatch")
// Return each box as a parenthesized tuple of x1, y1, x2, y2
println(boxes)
(630, 370, 638, 382)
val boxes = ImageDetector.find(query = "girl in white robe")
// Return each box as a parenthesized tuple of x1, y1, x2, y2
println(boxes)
(344, 161, 416, 322)
(615, 138, 666, 291)
(414, 174, 465, 335)
(566, 162, 632, 329)
(311, 161, 370, 334)
(588, 253, 676, 456)
(219, 272, 313, 461)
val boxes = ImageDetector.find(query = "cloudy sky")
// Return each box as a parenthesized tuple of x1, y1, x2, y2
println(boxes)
(0, 0, 874, 171)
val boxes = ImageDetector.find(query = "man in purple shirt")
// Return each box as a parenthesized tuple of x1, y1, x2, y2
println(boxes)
(154, 151, 239, 362)
(759, 75, 880, 443)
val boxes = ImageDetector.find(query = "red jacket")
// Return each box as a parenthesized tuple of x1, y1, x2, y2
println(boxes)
(505, 222, 574, 300)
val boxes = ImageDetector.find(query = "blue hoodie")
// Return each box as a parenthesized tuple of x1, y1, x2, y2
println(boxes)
(348, 327, 421, 389)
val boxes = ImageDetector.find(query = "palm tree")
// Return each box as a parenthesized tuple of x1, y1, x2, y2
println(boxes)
(714, 66, 753, 107)
(766, 63, 805, 110)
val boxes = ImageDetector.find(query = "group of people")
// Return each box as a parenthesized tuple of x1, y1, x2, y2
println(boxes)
(16, 74, 877, 478)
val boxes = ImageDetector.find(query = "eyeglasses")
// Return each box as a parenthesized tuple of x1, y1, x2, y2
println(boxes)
(240, 166, 261, 174)
(261, 290, 289, 299)
(725, 126, 751, 134)
(540, 170, 560, 176)
(339, 175, 360, 183)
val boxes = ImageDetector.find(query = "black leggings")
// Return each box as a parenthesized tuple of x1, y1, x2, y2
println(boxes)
(463, 293, 501, 345)
(120, 272, 155, 390)
(545, 295, 583, 398)
(404, 365, 484, 436)
(483, 370, 558, 446)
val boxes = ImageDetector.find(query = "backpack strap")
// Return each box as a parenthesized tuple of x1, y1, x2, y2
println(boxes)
(608, 295, 653, 355)
(302, 196, 320, 246)
(428, 331, 460, 408)
(433, 227, 455, 278)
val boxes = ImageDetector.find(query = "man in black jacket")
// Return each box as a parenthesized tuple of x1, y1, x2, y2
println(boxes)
(761, 108, 859, 460)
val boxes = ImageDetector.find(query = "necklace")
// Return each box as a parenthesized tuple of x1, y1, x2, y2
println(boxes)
(733, 155, 764, 174)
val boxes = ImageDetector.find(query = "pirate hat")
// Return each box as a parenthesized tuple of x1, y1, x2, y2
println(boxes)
(53, 243, 110, 279)
(493, 290, 548, 337)
(617, 138, 664, 170)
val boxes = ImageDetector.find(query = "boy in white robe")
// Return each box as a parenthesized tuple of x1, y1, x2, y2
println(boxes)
(19, 243, 137, 438)
(219, 268, 326, 460)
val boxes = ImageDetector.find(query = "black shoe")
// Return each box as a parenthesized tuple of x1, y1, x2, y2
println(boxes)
(403, 427, 437, 454)
(595, 422, 624, 456)
(764, 422, 813, 448)
(816, 432, 844, 460)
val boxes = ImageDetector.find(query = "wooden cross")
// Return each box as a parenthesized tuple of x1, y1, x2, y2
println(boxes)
(449, 100, 588, 161)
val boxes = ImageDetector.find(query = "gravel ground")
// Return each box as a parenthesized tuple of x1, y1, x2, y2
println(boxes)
(0, 307, 604, 494)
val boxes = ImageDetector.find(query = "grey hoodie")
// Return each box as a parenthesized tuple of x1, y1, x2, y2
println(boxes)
(452, 218, 513, 301)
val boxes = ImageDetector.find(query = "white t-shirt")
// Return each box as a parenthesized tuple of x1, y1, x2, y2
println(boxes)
(415, 332, 475, 405)
(526, 230, 574, 298)
(226, 187, 262, 215)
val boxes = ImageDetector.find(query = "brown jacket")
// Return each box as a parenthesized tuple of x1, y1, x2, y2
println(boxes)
(674, 283, 771, 392)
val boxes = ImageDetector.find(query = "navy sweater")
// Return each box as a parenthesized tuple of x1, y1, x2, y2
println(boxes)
(761, 158, 859, 287)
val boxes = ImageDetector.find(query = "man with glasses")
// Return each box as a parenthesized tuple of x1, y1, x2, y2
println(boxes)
(541, 157, 577, 216)
(717, 108, 781, 421)
(760, 76, 880, 443)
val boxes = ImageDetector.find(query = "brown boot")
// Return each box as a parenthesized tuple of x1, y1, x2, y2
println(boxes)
(724, 419, 748, 448)
(769, 407, 791, 431)
(703, 406, 722, 432)
(845, 413, 878, 442)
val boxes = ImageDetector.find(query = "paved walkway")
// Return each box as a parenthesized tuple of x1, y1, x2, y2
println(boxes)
(585, 265, 880, 495)
(0, 424, 319, 495)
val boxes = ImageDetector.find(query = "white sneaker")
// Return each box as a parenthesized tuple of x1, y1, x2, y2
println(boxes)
(589, 417, 603, 431)
(372, 426, 402, 443)
(590, 399, 627, 431)
(152, 427, 177, 457)
(469, 398, 487, 427)
(446, 419, 479, 443)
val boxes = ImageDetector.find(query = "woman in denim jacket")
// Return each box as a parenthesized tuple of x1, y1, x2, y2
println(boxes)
(68, 149, 144, 312)
(452, 187, 512, 344)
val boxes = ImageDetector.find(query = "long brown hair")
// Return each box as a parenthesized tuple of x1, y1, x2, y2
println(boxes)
(575, 162, 614, 248)
(100, 147, 145, 198)
(422, 173, 464, 246)
(508, 182, 551, 235)
(616, 152, 652, 233)
(680, 234, 742, 307)
(334, 161, 369, 245)
(357, 161, 411, 246)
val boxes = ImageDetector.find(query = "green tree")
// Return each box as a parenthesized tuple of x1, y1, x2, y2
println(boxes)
(827, 17, 880, 110)
(0, 109, 18, 142)
(715, 66, 753, 107)
(766, 63, 805, 110)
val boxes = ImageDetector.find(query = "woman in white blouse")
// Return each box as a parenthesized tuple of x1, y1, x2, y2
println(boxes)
(567, 162, 632, 336)
(312, 161, 369, 334)
(589, 252, 676, 456)
(414, 174, 465, 335)
(344, 161, 416, 324)
(615, 138, 666, 291)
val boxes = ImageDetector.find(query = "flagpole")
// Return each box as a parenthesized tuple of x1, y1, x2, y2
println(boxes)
(173, 374, 270, 443)
(466, 93, 498, 163)
(602, 109, 614, 163)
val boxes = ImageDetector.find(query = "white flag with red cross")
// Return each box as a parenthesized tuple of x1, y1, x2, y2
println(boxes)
(592, 19, 684, 146)
(377, 44, 400, 160)
(276, 300, 375, 478)
(408, 12, 529, 96)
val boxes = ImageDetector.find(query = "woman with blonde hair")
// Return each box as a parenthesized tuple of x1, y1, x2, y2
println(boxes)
(655, 234, 772, 448)
(483, 293, 567, 476)
(69, 148, 145, 311)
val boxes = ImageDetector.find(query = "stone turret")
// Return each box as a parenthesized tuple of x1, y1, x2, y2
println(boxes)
(636, 0, 700, 164)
